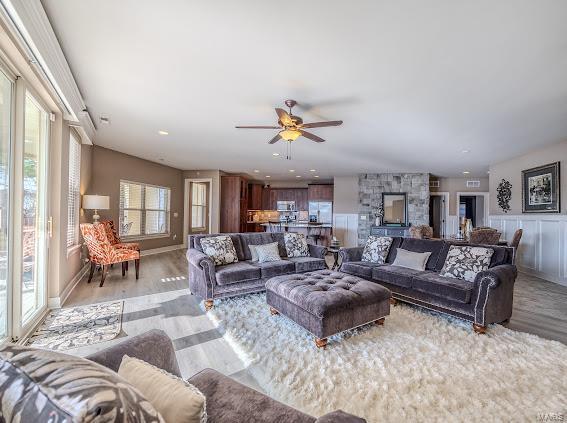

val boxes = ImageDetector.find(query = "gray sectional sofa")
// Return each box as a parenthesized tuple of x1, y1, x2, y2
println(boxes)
(88, 329, 364, 422)
(187, 232, 328, 309)
(339, 238, 517, 333)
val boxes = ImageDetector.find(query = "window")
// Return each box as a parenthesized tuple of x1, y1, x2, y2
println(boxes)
(190, 182, 209, 233)
(66, 131, 81, 248)
(119, 180, 170, 238)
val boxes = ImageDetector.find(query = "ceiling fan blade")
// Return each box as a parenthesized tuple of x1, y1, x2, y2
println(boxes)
(275, 108, 293, 126)
(268, 134, 282, 144)
(235, 125, 281, 129)
(299, 130, 325, 143)
(301, 120, 343, 128)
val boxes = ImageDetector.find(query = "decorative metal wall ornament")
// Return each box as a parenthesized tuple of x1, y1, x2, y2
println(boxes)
(496, 179, 512, 213)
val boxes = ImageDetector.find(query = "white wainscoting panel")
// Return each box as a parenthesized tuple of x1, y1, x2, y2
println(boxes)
(488, 214, 567, 286)
(333, 214, 359, 248)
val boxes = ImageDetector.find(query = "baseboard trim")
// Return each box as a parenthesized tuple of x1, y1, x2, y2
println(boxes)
(48, 262, 90, 309)
(140, 244, 185, 257)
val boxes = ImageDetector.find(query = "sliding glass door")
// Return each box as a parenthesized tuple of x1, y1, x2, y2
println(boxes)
(20, 92, 48, 326)
(0, 69, 13, 341)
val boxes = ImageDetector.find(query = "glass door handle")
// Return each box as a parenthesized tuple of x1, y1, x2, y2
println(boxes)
(48, 216, 53, 238)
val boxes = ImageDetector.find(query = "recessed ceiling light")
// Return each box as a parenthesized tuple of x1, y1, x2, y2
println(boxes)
(462, 149, 470, 154)
(309, 169, 316, 172)
(314, 175, 320, 178)
(463, 171, 470, 174)
(253, 169, 260, 173)
(158, 130, 169, 135)
(265, 175, 271, 178)
(289, 169, 295, 173)
(296, 175, 301, 178)
(272, 153, 280, 157)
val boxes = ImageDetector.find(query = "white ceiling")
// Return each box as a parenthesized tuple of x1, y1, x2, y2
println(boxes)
(42, 0, 567, 180)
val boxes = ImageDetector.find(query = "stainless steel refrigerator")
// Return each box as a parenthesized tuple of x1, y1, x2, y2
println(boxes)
(308, 201, 333, 224)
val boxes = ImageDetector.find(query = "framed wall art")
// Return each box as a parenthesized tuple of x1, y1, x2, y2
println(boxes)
(521, 162, 560, 213)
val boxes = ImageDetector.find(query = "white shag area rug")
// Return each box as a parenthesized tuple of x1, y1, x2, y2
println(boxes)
(207, 293, 567, 422)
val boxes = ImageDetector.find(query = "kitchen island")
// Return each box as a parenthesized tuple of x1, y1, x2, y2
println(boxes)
(260, 222, 333, 246)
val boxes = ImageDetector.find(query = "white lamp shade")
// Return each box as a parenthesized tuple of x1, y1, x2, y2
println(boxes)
(82, 195, 110, 210)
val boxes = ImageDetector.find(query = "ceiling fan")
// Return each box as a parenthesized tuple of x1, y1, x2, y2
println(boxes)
(235, 99, 343, 159)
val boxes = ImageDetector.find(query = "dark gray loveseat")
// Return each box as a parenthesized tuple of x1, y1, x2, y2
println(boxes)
(339, 238, 517, 333)
(187, 232, 328, 309)
(88, 329, 364, 422)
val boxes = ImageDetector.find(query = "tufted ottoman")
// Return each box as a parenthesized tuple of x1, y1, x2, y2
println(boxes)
(265, 269, 391, 348)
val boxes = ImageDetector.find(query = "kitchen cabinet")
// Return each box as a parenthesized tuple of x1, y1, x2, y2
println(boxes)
(308, 184, 333, 202)
(248, 184, 263, 210)
(221, 176, 248, 233)
(266, 188, 309, 211)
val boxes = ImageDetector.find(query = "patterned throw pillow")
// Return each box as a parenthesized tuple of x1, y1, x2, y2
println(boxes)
(255, 242, 281, 263)
(0, 344, 164, 422)
(361, 236, 393, 263)
(200, 235, 239, 265)
(284, 233, 310, 258)
(439, 245, 494, 282)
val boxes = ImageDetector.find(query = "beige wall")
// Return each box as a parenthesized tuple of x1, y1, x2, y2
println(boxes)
(90, 146, 184, 249)
(430, 176, 489, 215)
(333, 176, 359, 214)
(489, 139, 567, 215)
(183, 170, 221, 234)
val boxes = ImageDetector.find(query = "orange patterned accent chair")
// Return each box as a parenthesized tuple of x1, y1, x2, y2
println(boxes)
(100, 220, 140, 252)
(80, 223, 140, 287)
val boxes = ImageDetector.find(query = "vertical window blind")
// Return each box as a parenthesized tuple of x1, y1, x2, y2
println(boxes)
(66, 132, 81, 247)
(119, 180, 170, 237)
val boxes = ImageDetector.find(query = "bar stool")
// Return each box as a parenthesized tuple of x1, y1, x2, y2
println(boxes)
(307, 223, 323, 245)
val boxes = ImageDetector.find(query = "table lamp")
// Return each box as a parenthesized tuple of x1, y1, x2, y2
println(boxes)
(82, 195, 110, 223)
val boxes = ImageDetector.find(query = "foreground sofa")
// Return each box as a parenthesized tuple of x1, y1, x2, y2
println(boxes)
(88, 329, 364, 422)
(187, 232, 328, 309)
(339, 238, 517, 333)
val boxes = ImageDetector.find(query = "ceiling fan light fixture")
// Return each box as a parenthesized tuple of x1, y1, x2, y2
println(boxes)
(279, 129, 301, 142)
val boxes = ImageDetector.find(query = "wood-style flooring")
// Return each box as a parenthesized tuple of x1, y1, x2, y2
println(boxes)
(64, 249, 567, 390)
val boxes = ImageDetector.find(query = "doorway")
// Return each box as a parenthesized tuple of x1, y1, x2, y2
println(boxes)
(184, 179, 212, 245)
(456, 192, 489, 228)
(429, 192, 448, 238)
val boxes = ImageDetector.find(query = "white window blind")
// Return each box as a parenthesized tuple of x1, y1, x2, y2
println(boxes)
(119, 180, 170, 238)
(66, 132, 81, 247)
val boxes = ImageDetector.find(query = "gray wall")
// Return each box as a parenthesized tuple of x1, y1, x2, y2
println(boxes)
(333, 176, 359, 214)
(358, 173, 429, 245)
(430, 176, 489, 215)
(90, 146, 185, 250)
(489, 139, 567, 215)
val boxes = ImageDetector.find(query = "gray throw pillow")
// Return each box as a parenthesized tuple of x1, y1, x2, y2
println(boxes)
(440, 245, 494, 282)
(249, 244, 259, 262)
(200, 235, 239, 265)
(361, 236, 393, 263)
(284, 233, 310, 258)
(392, 248, 432, 271)
(255, 242, 281, 263)
(0, 344, 164, 422)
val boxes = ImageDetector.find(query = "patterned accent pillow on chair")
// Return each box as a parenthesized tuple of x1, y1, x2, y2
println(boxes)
(439, 245, 494, 282)
(200, 235, 239, 265)
(361, 236, 393, 264)
(255, 242, 281, 263)
(0, 344, 164, 422)
(284, 233, 310, 257)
